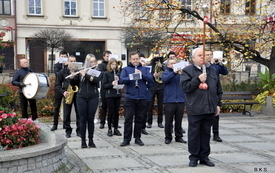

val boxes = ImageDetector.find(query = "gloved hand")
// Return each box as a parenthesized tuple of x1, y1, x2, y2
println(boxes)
(19, 82, 26, 87)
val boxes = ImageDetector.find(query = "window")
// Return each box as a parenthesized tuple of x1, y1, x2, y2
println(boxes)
(64, 0, 77, 16)
(245, 0, 256, 15)
(180, 0, 192, 19)
(0, 0, 11, 15)
(28, 0, 42, 15)
(220, 0, 230, 14)
(134, 0, 147, 20)
(93, 0, 105, 17)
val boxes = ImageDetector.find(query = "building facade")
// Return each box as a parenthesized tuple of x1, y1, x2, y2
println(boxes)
(15, 0, 127, 72)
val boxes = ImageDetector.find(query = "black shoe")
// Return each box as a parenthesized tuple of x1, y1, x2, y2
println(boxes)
(89, 138, 96, 148)
(50, 125, 57, 131)
(81, 139, 87, 148)
(113, 129, 122, 136)
(158, 123, 164, 128)
(120, 140, 130, 147)
(141, 129, 148, 135)
(175, 138, 187, 143)
(189, 160, 198, 167)
(181, 128, 186, 134)
(135, 138, 144, 146)
(65, 133, 71, 138)
(200, 160, 215, 167)
(165, 139, 171, 144)
(99, 124, 104, 129)
(147, 124, 152, 128)
(107, 130, 113, 137)
(213, 135, 222, 142)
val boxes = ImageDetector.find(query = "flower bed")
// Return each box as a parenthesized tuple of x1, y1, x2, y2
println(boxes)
(0, 111, 68, 172)
(0, 111, 40, 150)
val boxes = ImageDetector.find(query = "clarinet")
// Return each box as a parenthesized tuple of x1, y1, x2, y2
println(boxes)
(135, 66, 139, 88)
(113, 69, 120, 95)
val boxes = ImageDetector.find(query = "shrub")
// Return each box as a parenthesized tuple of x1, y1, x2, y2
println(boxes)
(0, 111, 41, 150)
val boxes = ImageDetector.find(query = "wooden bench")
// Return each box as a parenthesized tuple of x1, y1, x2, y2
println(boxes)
(221, 91, 259, 117)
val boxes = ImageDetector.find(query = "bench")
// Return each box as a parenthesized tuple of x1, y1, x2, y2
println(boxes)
(221, 91, 259, 117)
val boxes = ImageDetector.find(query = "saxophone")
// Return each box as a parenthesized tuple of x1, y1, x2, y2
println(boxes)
(154, 63, 163, 83)
(65, 84, 78, 104)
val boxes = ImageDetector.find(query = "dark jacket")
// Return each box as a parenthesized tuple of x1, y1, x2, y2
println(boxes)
(98, 60, 108, 72)
(119, 63, 154, 100)
(54, 62, 63, 76)
(56, 66, 72, 95)
(71, 73, 100, 98)
(162, 67, 185, 103)
(12, 67, 34, 93)
(180, 64, 222, 116)
(54, 63, 65, 88)
(102, 71, 122, 98)
(212, 64, 228, 75)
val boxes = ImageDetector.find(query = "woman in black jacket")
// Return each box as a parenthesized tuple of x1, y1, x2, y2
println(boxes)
(71, 54, 100, 148)
(102, 58, 122, 137)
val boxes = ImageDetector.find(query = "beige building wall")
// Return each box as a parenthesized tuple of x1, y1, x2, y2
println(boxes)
(16, 0, 127, 69)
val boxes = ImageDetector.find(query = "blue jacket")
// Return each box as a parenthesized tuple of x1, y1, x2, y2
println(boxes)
(162, 67, 185, 103)
(212, 64, 228, 75)
(119, 63, 154, 100)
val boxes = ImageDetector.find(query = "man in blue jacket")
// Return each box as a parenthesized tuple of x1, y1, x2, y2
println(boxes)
(206, 50, 228, 142)
(162, 58, 187, 144)
(119, 52, 154, 146)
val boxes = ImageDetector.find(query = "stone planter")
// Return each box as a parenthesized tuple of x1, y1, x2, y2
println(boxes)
(0, 133, 68, 172)
(261, 96, 275, 116)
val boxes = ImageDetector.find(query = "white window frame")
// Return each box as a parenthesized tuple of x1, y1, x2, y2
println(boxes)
(28, 0, 42, 15)
(0, 0, 11, 15)
(220, 0, 230, 14)
(64, 0, 77, 16)
(180, 0, 192, 19)
(92, 0, 105, 18)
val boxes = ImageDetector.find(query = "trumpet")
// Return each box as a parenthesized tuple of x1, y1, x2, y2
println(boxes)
(214, 58, 228, 65)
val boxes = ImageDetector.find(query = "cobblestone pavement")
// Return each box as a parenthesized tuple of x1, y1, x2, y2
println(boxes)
(49, 113, 275, 173)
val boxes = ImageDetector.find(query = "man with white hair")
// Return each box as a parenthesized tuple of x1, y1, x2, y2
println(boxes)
(180, 47, 223, 167)
(12, 59, 38, 120)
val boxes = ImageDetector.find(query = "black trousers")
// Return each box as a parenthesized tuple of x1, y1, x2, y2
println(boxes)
(142, 101, 150, 129)
(106, 97, 121, 129)
(77, 96, 98, 139)
(19, 93, 37, 120)
(188, 114, 214, 162)
(147, 88, 164, 124)
(99, 88, 108, 125)
(164, 103, 185, 140)
(212, 115, 219, 135)
(52, 89, 63, 126)
(63, 95, 80, 134)
(123, 98, 147, 141)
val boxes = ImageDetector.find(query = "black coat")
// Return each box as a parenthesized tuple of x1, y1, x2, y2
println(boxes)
(11, 67, 34, 93)
(102, 71, 122, 98)
(180, 64, 223, 116)
(71, 73, 100, 99)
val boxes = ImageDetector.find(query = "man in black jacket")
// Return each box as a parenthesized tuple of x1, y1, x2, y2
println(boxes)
(180, 47, 223, 167)
(12, 59, 38, 120)
(97, 50, 112, 129)
(56, 55, 80, 138)
(51, 50, 68, 131)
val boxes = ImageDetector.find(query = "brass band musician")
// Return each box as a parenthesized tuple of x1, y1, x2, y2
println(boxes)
(56, 55, 80, 138)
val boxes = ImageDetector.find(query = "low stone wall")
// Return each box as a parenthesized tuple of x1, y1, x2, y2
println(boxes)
(0, 133, 67, 173)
